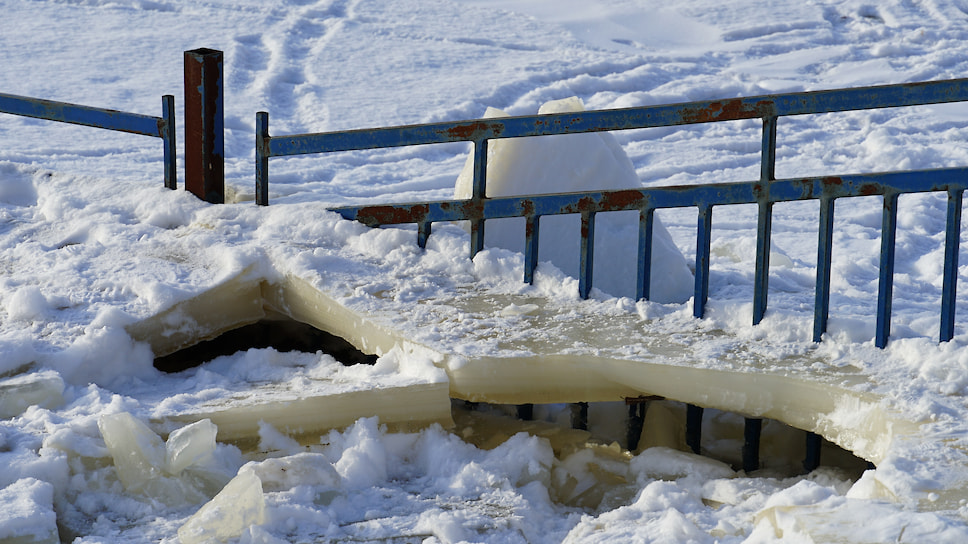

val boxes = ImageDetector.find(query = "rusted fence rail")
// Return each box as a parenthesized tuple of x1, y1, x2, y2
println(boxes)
(0, 92, 176, 190)
(256, 79, 968, 348)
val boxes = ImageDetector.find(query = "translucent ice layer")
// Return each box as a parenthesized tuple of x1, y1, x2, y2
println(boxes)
(0, 370, 65, 418)
(97, 413, 234, 506)
(177, 469, 266, 544)
(166, 419, 218, 475)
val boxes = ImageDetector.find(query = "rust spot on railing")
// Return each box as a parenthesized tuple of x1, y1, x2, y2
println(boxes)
(568, 195, 596, 214)
(601, 189, 645, 210)
(681, 99, 772, 124)
(520, 199, 536, 217)
(525, 215, 537, 238)
(358, 204, 430, 226)
(822, 176, 843, 187)
(580, 216, 592, 239)
(445, 121, 500, 141)
(753, 182, 768, 200)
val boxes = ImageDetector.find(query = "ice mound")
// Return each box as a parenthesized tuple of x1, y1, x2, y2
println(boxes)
(455, 96, 694, 303)
(244, 452, 341, 493)
(178, 469, 266, 544)
(749, 479, 967, 542)
(97, 413, 237, 506)
(97, 414, 267, 542)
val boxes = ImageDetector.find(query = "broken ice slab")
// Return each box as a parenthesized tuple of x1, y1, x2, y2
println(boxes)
(124, 262, 964, 510)
(166, 419, 218, 475)
(125, 265, 266, 359)
(0, 370, 65, 418)
(157, 381, 452, 444)
(178, 469, 266, 544)
(98, 412, 167, 491)
(135, 342, 452, 444)
(98, 412, 229, 506)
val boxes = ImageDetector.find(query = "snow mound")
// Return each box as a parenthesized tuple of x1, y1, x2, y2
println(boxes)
(455, 97, 694, 302)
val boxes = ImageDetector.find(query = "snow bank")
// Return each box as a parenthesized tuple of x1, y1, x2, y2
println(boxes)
(0, 478, 58, 544)
(455, 97, 694, 303)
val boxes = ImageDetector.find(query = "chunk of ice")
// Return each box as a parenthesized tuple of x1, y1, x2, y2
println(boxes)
(178, 469, 266, 544)
(98, 412, 166, 492)
(166, 419, 218, 475)
(244, 452, 341, 492)
(98, 412, 227, 505)
(0, 370, 65, 418)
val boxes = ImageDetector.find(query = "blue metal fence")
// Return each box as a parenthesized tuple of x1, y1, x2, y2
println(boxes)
(255, 79, 968, 348)
(0, 93, 177, 190)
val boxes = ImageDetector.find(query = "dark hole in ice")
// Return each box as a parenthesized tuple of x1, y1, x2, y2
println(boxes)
(154, 317, 378, 373)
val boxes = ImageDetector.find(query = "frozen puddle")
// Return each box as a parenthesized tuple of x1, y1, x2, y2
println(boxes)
(118, 265, 968, 514)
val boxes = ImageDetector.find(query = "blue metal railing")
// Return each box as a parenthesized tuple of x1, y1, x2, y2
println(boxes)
(0, 93, 177, 190)
(255, 79, 968, 348)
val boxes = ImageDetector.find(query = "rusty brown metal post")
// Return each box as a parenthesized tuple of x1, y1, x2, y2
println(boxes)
(184, 48, 224, 204)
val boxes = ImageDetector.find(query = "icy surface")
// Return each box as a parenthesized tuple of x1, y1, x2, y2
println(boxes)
(2, 0, 968, 542)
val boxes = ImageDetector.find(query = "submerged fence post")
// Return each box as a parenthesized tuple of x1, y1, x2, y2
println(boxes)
(742, 418, 762, 473)
(184, 48, 225, 204)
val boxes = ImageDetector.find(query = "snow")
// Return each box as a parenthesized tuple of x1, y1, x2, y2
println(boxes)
(2, 0, 968, 542)
(453, 96, 694, 303)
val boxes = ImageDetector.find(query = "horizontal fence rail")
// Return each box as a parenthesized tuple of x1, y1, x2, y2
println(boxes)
(0, 93, 177, 190)
(255, 78, 968, 348)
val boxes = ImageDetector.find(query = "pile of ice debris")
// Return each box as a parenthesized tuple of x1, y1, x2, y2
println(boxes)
(6, 398, 962, 543)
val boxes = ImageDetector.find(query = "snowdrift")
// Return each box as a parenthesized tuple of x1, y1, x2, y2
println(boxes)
(455, 97, 694, 303)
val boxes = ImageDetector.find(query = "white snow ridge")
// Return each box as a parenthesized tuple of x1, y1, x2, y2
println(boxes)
(455, 96, 694, 303)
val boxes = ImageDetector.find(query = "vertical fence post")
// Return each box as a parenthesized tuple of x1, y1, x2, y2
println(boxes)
(184, 48, 225, 204)
(875, 192, 899, 348)
(803, 431, 822, 473)
(940, 188, 963, 342)
(524, 214, 541, 284)
(469, 138, 488, 258)
(694, 205, 714, 318)
(579, 211, 597, 299)
(814, 197, 836, 342)
(161, 94, 177, 190)
(636, 208, 655, 301)
(256, 111, 269, 206)
(742, 418, 762, 472)
(753, 116, 777, 325)
(686, 404, 703, 454)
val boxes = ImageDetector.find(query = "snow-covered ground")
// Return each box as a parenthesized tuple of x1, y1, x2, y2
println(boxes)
(3, 0, 968, 542)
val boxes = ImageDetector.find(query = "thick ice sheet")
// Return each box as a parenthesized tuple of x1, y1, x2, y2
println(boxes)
(115, 264, 966, 514)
